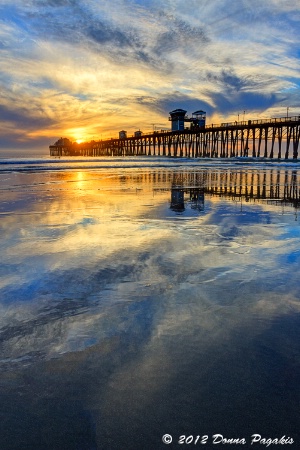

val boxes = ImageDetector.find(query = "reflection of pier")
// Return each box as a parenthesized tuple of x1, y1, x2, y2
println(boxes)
(202, 170, 300, 208)
(144, 168, 300, 208)
(50, 116, 300, 159)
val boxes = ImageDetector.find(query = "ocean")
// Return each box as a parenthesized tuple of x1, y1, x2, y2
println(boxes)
(0, 156, 300, 449)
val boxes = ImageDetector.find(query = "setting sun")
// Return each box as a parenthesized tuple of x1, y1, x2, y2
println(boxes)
(67, 126, 91, 144)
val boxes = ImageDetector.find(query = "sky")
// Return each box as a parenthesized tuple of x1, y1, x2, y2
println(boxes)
(1, 0, 300, 154)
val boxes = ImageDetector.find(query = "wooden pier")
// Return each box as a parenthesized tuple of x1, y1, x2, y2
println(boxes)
(49, 115, 300, 159)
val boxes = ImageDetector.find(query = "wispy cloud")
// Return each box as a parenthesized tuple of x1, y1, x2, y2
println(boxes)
(0, 0, 300, 152)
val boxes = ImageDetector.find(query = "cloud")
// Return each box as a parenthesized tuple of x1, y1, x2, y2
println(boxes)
(0, 0, 300, 152)
(153, 15, 209, 56)
(0, 104, 55, 130)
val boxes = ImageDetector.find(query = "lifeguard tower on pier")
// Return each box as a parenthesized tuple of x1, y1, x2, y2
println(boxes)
(169, 109, 206, 131)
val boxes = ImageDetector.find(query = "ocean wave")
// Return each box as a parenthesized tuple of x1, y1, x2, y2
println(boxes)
(1, 156, 300, 173)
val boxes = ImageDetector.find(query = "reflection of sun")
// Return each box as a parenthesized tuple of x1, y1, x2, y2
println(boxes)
(75, 171, 86, 191)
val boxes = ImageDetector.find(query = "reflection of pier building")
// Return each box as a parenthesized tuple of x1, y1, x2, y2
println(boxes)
(190, 188, 205, 211)
(170, 186, 205, 212)
(50, 113, 300, 160)
(171, 187, 185, 211)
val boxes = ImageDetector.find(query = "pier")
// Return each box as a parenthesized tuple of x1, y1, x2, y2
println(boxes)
(49, 115, 300, 159)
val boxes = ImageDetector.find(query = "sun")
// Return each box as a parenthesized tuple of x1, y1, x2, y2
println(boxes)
(68, 127, 89, 144)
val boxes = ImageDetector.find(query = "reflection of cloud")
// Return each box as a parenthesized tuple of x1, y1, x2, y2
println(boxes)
(1, 0, 300, 151)
(1, 167, 300, 370)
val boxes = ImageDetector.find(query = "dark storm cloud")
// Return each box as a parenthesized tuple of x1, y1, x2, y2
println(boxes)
(20, 1, 210, 68)
(1, 0, 299, 152)
(154, 16, 209, 56)
(14, 1, 168, 75)
(36, 0, 77, 6)
(207, 70, 247, 91)
(26, 1, 91, 44)
(205, 69, 278, 93)
(87, 24, 131, 47)
(22, 0, 153, 66)
(0, 135, 52, 152)
(203, 68, 281, 114)
(209, 91, 280, 115)
(155, 88, 280, 120)
(155, 93, 214, 117)
(0, 104, 56, 130)
(0, 101, 58, 151)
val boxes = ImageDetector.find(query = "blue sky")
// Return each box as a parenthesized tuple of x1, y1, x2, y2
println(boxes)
(1, 0, 300, 153)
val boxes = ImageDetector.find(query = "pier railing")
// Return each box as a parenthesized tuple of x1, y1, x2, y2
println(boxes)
(216, 115, 300, 128)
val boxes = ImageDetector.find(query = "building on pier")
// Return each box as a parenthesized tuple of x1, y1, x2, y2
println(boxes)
(119, 130, 127, 139)
(169, 109, 187, 131)
(169, 109, 206, 131)
(191, 110, 206, 128)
